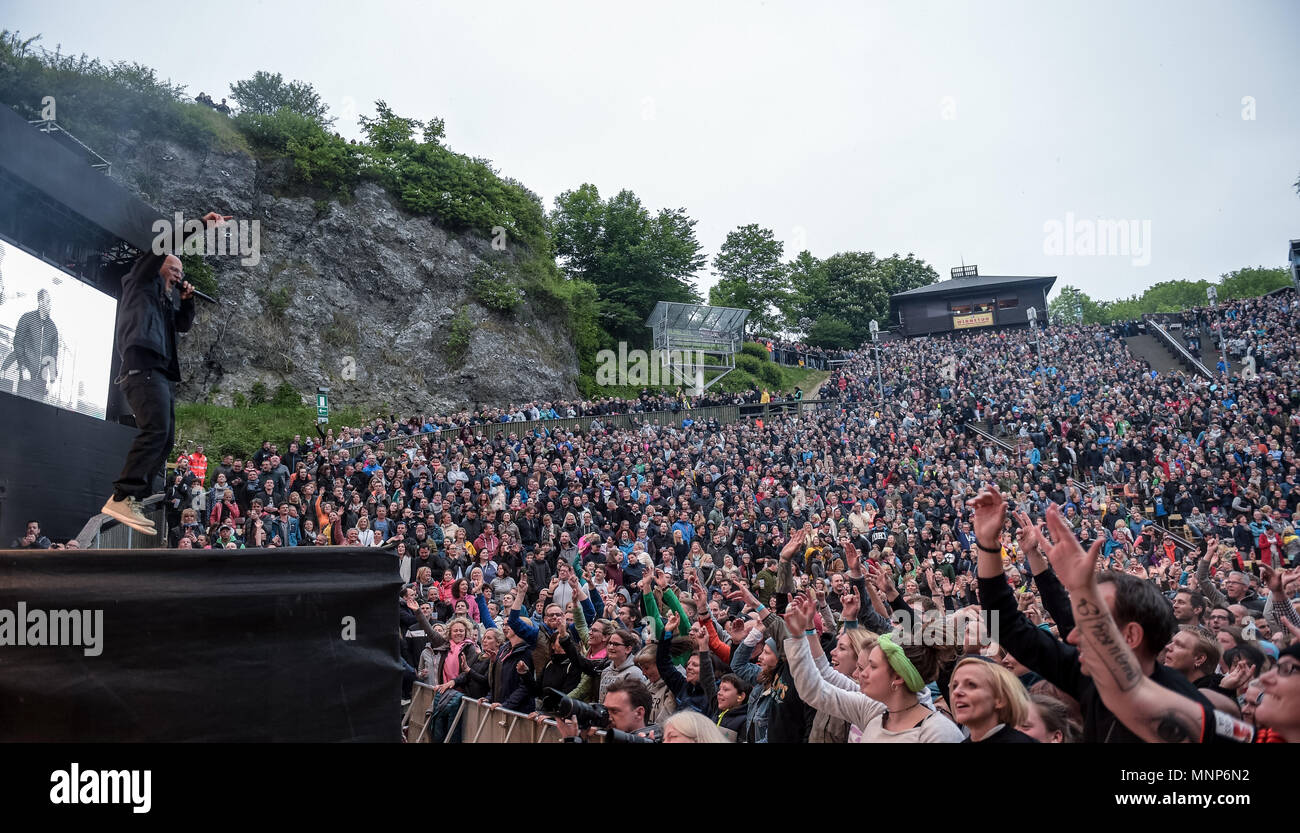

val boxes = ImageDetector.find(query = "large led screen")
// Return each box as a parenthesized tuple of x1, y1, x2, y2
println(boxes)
(0, 237, 115, 419)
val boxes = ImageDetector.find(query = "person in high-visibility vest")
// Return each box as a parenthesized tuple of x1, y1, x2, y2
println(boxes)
(188, 445, 209, 486)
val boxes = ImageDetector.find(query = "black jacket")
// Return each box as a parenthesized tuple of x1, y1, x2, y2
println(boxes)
(978, 574, 1214, 743)
(116, 251, 196, 381)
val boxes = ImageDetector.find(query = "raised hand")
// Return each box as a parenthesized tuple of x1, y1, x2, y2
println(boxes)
(1042, 503, 1103, 592)
(1219, 658, 1256, 691)
(1261, 564, 1283, 594)
(840, 586, 861, 621)
(782, 593, 813, 633)
(843, 539, 862, 575)
(1013, 509, 1041, 554)
(779, 527, 807, 561)
(965, 485, 1007, 551)
(690, 623, 709, 652)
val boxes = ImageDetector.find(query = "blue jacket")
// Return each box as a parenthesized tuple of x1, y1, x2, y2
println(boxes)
(269, 517, 300, 547)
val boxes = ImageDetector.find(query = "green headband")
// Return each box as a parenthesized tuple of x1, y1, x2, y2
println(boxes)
(876, 633, 925, 693)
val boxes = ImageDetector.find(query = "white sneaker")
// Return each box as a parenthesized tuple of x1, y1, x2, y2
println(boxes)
(101, 496, 157, 535)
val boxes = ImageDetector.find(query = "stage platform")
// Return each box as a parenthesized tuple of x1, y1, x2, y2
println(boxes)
(0, 547, 400, 742)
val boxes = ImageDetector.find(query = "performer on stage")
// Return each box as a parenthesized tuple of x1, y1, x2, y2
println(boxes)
(100, 211, 228, 534)
(6, 288, 59, 401)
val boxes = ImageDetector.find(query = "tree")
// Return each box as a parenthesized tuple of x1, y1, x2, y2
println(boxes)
(1219, 266, 1290, 300)
(1048, 285, 1105, 324)
(357, 99, 442, 150)
(229, 71, 333, 125)
(551, 185, 704, 346)
(805, 316, 856, 349)
(709, 224, 788, 334)
(783, 250, 938, 346)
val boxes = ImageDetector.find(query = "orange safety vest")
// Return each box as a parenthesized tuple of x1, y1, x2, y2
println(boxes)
(188, 452, 209, 485)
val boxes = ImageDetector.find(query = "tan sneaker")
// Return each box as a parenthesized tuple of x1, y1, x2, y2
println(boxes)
(101, 496, 157, 535)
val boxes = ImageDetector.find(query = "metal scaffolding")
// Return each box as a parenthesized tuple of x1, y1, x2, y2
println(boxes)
(645, 301, 750, 391)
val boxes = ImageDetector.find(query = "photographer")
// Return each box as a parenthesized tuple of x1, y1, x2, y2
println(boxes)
(554, 678, 659, 743)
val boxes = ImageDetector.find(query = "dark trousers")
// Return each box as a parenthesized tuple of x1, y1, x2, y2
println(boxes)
(113, 370, 175, 500)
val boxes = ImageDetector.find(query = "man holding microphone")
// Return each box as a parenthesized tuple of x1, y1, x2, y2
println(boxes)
(100, 211, 229, 535)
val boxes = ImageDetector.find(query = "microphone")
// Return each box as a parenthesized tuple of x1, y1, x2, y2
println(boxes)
(191, 288, 218, 305)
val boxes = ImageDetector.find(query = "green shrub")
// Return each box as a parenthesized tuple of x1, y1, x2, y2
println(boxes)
(234, 108, 360, 198)
(444, 309, 473, 362)
(716, 369, 761, 393)
(759, 361, 786, 387)
(272, 382, 299, 408)
(470, 263, 522, 314)
(249, 381, 269, 405)
(179, 254, 219, 298)
(740, 341, 771, 361)
(0, 32, 226, 154)
(735, 354, 766, 377)
(264, 287, 291, 319)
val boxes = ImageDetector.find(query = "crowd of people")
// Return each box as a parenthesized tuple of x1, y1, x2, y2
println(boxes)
(754, 336, 849, 371)
(27, 287, 1300, 744)
(376, 288, 1296, 744)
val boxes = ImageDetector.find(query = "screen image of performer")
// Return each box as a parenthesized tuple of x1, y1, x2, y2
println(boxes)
(2, 288, 59, 400)
(100, 211, 228, 535)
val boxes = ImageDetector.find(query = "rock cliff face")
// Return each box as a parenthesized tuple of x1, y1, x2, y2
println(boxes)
(104, 132, 578, 413)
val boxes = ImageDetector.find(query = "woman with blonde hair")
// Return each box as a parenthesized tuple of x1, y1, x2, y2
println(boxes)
(782, 594, 963, 743)
(807, 618, 878, 743)
(949, 657, 1036, 743)
(662, 709, 732, 743)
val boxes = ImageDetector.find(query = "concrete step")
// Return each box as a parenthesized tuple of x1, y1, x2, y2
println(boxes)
(1124, 333, 1194, 376)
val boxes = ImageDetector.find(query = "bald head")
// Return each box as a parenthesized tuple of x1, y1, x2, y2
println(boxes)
(161, 255, 183, 292)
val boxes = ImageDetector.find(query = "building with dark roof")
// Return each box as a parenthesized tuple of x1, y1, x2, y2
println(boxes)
(888, 269, 1056, 337)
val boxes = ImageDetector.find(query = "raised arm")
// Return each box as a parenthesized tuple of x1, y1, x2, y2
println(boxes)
(781, 597, 884, 728)
(970, 485, 1085, 698)
(1042, 503, 1218, 743)
(1196, 542, 1229, 610)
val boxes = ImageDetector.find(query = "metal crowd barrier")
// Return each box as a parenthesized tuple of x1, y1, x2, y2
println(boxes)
(404, 684, 608, 743)
(76, 494, 168, 550)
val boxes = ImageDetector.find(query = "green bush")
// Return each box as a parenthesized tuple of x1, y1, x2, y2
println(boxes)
(445, 309, 473, 362)
(264, 287, 291, 319)
(716, 369, 762, 393)
(759, 361, 786, 387)
(470, 263, 522, 314)
(249, 381, 269, 405)
(735, 353, 766, 377)
(234, 108, 360, 198)
(0, 31, 226, 154)
(272, 382, 299, 408)
(740, 341, 771, 361)
(176, 399, 374, 461)
(179, 254, 219, 298)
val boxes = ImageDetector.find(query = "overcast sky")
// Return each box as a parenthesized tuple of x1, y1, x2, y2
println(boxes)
(6, 0, 1298, 303)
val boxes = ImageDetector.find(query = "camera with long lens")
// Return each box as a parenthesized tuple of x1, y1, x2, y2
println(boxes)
(543, 688, 610, 728)
(542, 688, 656, 744)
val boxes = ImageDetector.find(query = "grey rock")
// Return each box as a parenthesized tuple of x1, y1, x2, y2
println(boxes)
(106, 138, 579, 413)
